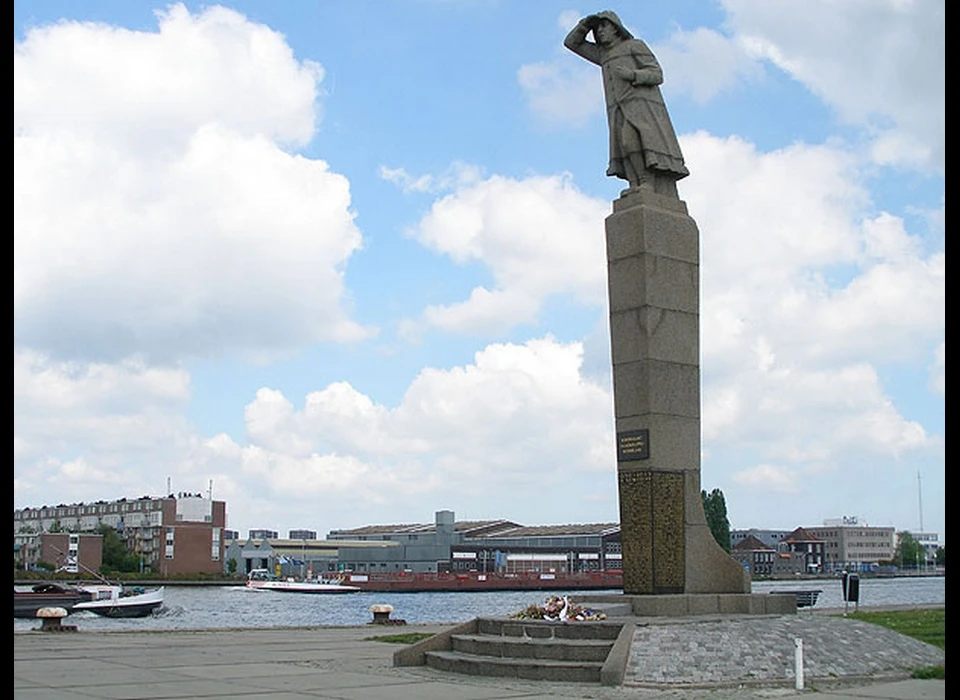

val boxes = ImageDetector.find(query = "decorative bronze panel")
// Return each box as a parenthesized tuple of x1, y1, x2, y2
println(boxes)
(651, 471, 684, 593)
(618, 470, 653, 593)
(618, 469, 685, 594)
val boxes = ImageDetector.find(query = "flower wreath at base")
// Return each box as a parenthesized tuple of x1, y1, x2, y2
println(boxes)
(511, 595, 607, 622)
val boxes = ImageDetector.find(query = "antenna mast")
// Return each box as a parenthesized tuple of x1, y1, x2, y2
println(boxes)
(917, 469, 925, 572)
(917, 469, 924, 532)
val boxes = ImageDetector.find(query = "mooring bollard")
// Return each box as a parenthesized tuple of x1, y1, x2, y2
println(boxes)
(36, 607, 77, 632)
(370, 604, 394, 624)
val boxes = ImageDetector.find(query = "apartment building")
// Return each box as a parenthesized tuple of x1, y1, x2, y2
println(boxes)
(14, 493, 226, 576)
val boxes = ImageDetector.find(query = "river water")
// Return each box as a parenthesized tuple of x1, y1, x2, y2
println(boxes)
(13, 576, 944, 633)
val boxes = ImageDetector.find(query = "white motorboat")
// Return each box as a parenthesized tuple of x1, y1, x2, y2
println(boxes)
(245, 569, 360, 594)
(74, 584, 165, 618)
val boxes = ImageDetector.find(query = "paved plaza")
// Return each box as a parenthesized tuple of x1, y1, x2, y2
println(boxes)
(15, 609, 944, 700)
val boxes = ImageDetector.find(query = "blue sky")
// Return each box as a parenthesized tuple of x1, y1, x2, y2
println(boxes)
(14, 1, 944, 545)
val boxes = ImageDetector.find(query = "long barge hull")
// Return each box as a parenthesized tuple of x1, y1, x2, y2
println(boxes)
(14, 586, 94, 619)
(339, 571, 624, 593)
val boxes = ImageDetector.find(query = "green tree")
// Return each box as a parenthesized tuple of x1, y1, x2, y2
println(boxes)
(895, 531, 922, 570)
(935, 546, 944, 566)
(701, 488, 731, 553)
(98, 525, 142, 574)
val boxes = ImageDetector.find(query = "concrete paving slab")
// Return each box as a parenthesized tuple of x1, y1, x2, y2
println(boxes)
(811, 679, 946, 699)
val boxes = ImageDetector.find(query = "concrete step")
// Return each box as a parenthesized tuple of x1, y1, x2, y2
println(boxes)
(424, 649, 604, 683)
(476, 617, 624, 640)
(451, 632, 613, 662)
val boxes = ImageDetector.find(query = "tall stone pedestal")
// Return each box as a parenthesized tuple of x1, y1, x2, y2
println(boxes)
(607, 189, 749, 595)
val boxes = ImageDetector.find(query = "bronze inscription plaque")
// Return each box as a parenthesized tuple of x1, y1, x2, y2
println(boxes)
(617, 429, 649, 461)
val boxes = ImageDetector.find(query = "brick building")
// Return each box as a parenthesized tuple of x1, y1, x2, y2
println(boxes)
(731, 534, 776, 576)
(782, 527, 824, 573)
(14, 531, 104, 575)
(14, 493, 226, 576)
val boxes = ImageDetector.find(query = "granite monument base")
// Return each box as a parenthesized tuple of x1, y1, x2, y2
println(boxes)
(606, 189, 751, 595)
(571, 592, 798, 617)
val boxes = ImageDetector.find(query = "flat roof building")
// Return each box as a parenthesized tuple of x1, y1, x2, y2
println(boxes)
(807, 518, 895, 572)
(229, 510, 623, 577)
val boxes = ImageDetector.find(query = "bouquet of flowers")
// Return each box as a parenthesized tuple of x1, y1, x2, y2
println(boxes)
(511, 595, 607, 622)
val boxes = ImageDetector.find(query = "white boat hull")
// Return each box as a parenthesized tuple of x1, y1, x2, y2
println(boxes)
(74, 585, 164, 618)
(246, 580, 360, 594)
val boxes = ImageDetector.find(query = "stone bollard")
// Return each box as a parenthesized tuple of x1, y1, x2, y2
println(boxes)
(36, 607, 77, 632)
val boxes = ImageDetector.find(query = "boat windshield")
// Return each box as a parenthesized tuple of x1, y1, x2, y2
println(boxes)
(247, 569, 278, 581)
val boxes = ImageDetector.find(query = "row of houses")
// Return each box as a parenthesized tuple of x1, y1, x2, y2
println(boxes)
(731, 527, 827, 576)
(14, 496, 938, 578)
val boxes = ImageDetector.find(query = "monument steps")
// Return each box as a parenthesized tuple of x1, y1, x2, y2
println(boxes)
(424, 649, 605, 683)
(407, 617, 632, 684)
(449, 632, 614, 661)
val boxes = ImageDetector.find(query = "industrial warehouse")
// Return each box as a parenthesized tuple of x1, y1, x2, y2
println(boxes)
(225, 510, 623, 583)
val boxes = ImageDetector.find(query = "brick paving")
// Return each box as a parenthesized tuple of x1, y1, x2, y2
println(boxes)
(626, 613, 944, 688)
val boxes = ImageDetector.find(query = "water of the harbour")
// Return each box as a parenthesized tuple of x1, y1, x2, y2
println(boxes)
(14, 576, 944, 633)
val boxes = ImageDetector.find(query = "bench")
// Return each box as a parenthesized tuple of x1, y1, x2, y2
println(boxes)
(769, 590, 822, 608)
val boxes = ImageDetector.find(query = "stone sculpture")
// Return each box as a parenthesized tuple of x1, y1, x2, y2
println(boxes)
(565, 12, 756, 601)
(564, 11, 689, 197)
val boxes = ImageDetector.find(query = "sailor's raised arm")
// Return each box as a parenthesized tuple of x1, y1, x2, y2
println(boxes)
(563, 15, 601, 64)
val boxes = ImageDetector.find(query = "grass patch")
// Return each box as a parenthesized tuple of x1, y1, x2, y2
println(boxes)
(845, 608, 944, 650)
(364, 632, 435, 644)
(912, 665, 945, 679)
(842, 609, 945, 680)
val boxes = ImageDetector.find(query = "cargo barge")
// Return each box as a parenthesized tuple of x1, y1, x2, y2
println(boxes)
(336, 570, 624, 592)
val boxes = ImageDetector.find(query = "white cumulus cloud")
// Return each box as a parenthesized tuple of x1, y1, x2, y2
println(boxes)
(403, 172, 609, 335)
(14, 3, 369, 364)
(184, 337, 617, 528)
(732, 464, 799, 493)
(720, 0, 944, 173)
